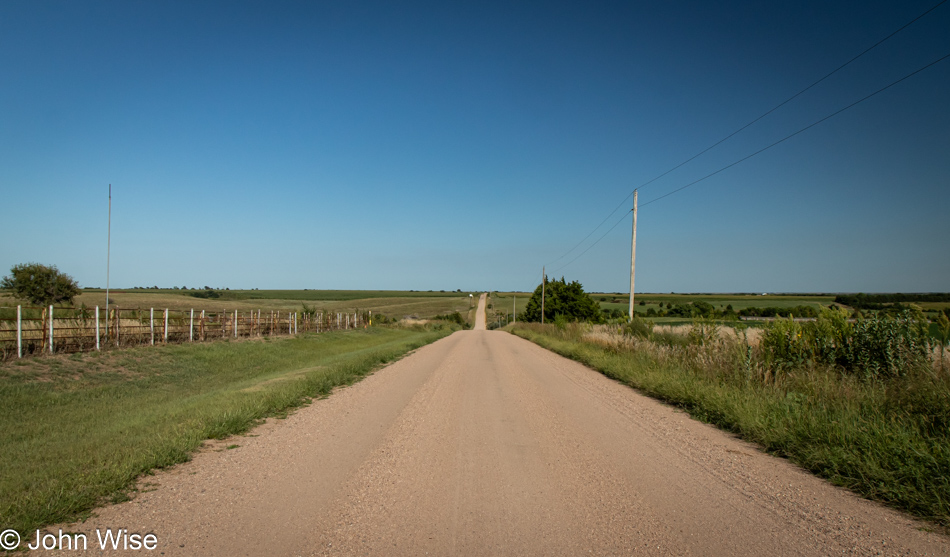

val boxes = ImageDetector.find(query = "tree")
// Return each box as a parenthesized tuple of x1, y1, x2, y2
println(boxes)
(521, 277, 602, 323)
(1, 263, 81, 306)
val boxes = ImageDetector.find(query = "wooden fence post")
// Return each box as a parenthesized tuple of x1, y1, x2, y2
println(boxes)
(200, 310, 206, 341)
(150, 308, 155, 345)
(16, 305, 22, 358)
(95, 306, 100, 351)
(48, 305, 54, 354)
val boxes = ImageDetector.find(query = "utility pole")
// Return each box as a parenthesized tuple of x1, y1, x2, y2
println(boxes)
(541, 266, 546, 324)
(628, 189, 638, 320)
(106, 184, 112, 339)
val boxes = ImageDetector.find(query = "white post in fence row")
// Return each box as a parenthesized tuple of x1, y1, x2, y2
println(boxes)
(234, 310, 238, 338)
(294, 313, 297, 335)
(95, 306, 100, 351)
(257, 310, 261, 336)
(190, 309, 194, 341)
(164, 309, 169, 343)
(288, 313, 292, 335)
(49, 305, 54, 354)
(150, 308, 155, 346)
(17, 305, 22, 358)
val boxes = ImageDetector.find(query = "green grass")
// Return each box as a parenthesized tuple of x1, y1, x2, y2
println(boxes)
(509, 323, 950, 526)
(0, 325, 456, 535)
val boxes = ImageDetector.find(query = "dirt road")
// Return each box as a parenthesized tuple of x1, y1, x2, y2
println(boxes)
(474, 292, 487, 330)
(55, 298, 948, 556)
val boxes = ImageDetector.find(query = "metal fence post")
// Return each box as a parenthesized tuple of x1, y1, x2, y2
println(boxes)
(190, 309, 194, 341)
(234, 310, 238, 338)
(17, 305, 22, 358)
(150, 308, 155, 345)
(95, 306, 100, 351)
(164, 309, 168, 343)
(49, 305, 54, 354)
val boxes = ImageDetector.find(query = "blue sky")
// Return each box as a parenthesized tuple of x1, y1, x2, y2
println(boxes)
(1, 0, 948, 293)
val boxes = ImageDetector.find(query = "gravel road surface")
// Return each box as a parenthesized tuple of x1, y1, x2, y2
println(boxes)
(52, 295, 948, 556)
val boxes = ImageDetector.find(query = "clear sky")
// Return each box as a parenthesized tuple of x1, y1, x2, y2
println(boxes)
(1, 0, 948, 293)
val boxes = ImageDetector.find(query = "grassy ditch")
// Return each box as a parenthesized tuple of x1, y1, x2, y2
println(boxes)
(0, 324, 457, 535)
(509, 322, 950, 526)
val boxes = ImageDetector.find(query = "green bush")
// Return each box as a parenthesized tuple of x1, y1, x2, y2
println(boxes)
(1, 263, 80, 306)
(521, 277, 602, 323)
(763, 310, 932, 378)
(849, 313, 931, 378)
(622, 316, 654, 339)
(431, 311, 466, 327)
(191, 288, 221, 299)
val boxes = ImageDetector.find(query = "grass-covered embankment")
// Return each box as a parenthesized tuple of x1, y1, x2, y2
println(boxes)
(0, 324, 456, 535)
(509, 322, 950, 526)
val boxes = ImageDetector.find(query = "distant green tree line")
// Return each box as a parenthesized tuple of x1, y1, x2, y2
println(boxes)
(835, 293, 950, 308)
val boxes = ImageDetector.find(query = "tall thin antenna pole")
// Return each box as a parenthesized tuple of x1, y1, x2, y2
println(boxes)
(629, 189, 638, 320)
(541, 266, 546, 324)
(106, 184, 111, 339)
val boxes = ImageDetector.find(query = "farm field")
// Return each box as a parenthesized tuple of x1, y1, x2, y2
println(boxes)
(485, 291, 531, 323)
(0, 289, 474, 322)
(593, 292, 837, 315)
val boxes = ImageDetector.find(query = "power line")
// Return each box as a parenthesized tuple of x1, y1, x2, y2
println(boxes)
(549, 50, 950, 273)
(640, 51, 950, 208)
(544, 191, 632, 267)
(540, 0, 947, 270)
(634, 0, 948, 192)
(551, 210, 631, 275)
